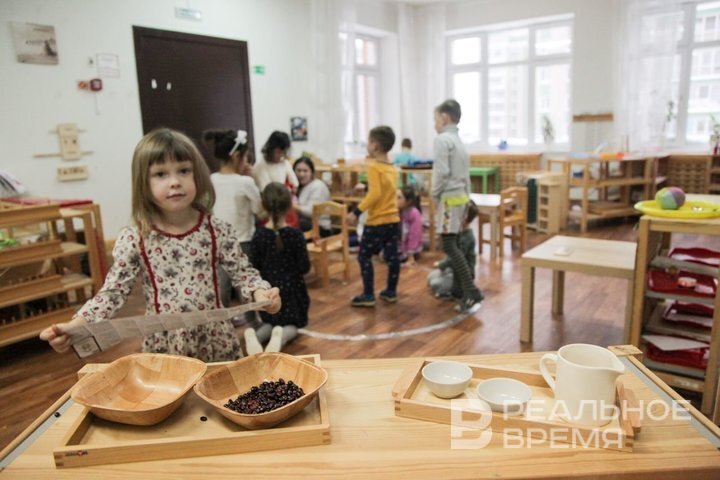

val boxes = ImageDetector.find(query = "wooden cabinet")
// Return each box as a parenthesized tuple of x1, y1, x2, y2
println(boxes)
(0, 203, 104, 347)
(630, 212, 720, 421)
(547, 155, 655, 233)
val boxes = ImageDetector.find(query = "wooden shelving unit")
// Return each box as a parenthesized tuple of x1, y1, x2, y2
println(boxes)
(547, 155, 656, 233)
(630, 213, 720, 422)
(0, 203, 104, 347)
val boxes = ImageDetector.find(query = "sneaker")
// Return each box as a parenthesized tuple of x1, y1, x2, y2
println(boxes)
(455, 294, 484, 313)
(351, 294, 376, 307)
(379, 290, 397, 303)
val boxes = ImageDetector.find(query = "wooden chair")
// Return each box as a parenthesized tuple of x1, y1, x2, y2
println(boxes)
(478, 187, 528, 257)
(304, 201, 351, 287)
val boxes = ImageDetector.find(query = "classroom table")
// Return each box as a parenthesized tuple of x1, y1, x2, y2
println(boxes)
(2, 349, 720, 479)
(469, 166, 500, 193)
(470, 193, 502, 260)
(520, 235, 637, 343)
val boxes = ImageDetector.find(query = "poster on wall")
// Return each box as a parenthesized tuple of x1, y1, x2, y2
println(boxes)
(10, 22, 58, 65)
(291, 116, 308, 141)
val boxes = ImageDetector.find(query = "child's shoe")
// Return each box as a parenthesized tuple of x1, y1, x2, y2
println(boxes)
(264, 326, 284, 353)
(379, 290, 398, 303)
(455, 294, 483, 314)
(351, 294, 376, 307)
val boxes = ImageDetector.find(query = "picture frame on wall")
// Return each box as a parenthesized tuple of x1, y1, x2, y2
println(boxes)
(10, 22, 59, 65)
(291, 116, 308, 141)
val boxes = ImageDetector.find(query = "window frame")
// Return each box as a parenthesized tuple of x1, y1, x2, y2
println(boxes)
(672, 1, 720, 146)
(445, 18, 574, 149)
(345, 33, 382, 147)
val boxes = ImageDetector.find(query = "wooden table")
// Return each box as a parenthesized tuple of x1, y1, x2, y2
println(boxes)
(2, 350, 720, 479)
(520, 235, 637, 343)
(470, 193, 501, 260)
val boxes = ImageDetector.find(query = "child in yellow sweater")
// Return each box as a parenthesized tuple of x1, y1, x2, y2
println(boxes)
(347, 126, 400, 307)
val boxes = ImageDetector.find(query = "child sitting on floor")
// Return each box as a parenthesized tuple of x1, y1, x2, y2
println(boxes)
(428, 201, 478, 299)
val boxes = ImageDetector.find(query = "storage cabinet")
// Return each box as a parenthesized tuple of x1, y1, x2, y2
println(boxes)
(630, 213, 720, 421)
(536, 173, 568, 235)
(0, 203, 103, 347)
(547, 155, 656, 233)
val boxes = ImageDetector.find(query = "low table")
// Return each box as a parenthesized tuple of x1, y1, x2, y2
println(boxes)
(2, 348, 720, 479)
(469, 166, 500, 193)
(520, 235, 637, 343)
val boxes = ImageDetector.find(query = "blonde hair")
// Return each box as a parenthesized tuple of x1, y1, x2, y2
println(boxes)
(131, 128, 215, 234)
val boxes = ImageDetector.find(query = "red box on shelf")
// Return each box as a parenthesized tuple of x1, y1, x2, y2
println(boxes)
(648, 269, 717, 298)
(669, 247, 720, 268)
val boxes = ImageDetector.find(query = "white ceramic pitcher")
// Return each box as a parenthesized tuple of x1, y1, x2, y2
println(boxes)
(539, 344, 625, 427)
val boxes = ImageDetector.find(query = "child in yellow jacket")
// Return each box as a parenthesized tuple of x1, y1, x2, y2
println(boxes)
(347, 126, 400, 306)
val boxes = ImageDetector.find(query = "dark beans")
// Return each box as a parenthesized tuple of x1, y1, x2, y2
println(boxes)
(224, 378, 304, 414)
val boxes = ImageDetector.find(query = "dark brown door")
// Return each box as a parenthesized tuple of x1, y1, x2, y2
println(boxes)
(133, 26, 253, 171)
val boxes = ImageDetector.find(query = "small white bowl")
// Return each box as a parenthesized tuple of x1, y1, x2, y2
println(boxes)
(422, 361, 473, 399)
(476, 377, 532, 416)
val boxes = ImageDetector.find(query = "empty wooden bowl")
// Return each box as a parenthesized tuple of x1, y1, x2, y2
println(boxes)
(71, 353, 207, 426)
(193, 352, 328, 430)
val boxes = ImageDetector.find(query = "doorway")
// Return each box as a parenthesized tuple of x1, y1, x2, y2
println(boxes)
(133, 26, 254, 171)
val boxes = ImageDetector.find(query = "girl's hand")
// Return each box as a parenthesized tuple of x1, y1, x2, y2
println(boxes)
(39, 317, 87, 353)
(254, 287, 281, 314)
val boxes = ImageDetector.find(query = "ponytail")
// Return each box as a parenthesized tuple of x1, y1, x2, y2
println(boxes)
(261, 182, 292, 252)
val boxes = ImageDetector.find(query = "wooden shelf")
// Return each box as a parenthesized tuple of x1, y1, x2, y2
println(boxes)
(0, 241, 88, 270)
(548, 155, 655, 234)
(631, 213, 720, 420)
(0, 306, 78, 348)
(0, 273, 92, 309)
(0, 202, 104, 348)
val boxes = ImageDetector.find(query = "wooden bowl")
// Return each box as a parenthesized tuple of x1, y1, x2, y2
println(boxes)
(71, 353, 207, 426)
(193, 352, 328, 430)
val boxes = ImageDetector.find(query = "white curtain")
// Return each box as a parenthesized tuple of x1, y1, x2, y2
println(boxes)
(311, 0, 356, 163)
(614, 0, 682, 151)
(397, 3, 447, 157)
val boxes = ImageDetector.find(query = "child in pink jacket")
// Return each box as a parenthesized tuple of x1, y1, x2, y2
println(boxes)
(397, 186, 423, 264)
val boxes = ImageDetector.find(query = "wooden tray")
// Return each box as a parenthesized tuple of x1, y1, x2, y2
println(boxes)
(392, 359, 641, 452)
(53, 354, 330, 468)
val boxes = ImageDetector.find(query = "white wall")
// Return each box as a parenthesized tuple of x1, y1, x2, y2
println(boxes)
(1, 0, 618, 238)
(0, 0, 319, 238)
(445, 0, 617, 151)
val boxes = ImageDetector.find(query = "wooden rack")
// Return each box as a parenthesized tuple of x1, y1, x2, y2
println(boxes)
(630, 212, 720, 421)
(0, 202, 104, 347)
(547, 155, 656, 233)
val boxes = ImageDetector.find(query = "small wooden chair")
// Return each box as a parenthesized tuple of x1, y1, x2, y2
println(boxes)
(478, 186, 528, 257)
(304, 201, 351, 287)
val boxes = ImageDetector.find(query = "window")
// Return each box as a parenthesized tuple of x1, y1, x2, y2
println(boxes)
(446, 18, 572, 147)
(663, 1, 720, 144)
(341, 33, 381, 146)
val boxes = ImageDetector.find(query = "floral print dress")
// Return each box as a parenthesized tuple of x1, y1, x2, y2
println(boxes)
(76, 212, 270, 362)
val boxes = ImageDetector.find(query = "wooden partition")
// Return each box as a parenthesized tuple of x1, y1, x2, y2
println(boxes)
(469, 153, 541, 190)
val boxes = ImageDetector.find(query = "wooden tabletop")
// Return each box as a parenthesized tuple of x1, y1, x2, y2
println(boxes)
(2, 351, 720, 479)
(521, 235, 637, 279)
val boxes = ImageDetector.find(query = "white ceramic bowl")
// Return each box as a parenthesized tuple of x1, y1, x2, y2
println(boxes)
(476, 377, 532, 416)
(421, 361, 473, 399)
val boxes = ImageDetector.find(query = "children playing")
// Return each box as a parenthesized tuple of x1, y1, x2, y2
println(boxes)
(428, 201, 478, 298)
(347, 125, 401, 307)
(246, 182, 310, 352)
(397, 186, 423, 264)
(39, 128, 280, 362)
(432, 99, 484, 312)
(203, 128, 262, 307)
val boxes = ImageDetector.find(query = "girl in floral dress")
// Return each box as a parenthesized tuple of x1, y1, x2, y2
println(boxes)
(40, 128, 281, 362)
